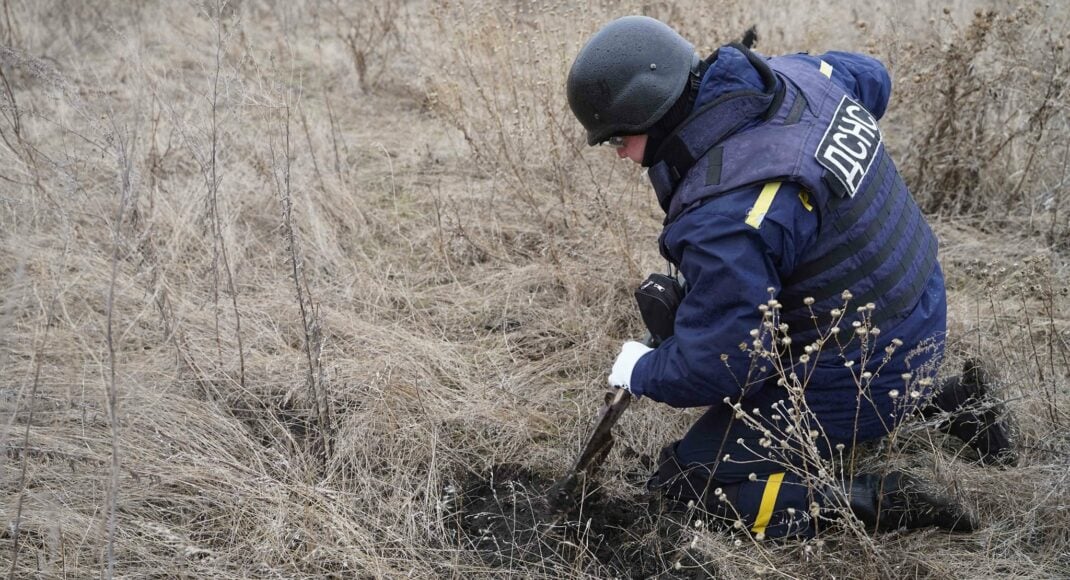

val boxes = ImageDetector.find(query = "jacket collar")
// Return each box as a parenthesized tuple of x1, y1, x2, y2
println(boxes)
(648, 44, 783, 216)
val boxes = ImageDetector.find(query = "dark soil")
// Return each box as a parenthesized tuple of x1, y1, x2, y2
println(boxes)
(443, 463, 715, 579)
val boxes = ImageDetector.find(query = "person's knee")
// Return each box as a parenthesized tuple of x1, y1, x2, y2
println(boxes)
(649, 442, 716, 504)
(649, 450, 819, 539)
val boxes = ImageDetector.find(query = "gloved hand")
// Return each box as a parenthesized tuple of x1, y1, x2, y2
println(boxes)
(608, 341, 653, 395)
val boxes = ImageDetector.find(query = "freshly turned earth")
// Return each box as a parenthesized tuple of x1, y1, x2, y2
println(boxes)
(444, 463, 713, 578)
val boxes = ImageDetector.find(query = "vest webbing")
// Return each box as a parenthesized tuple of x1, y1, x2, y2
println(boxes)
(648, 46, 938, 341)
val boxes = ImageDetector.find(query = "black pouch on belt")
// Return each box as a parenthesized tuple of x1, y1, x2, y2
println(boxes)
(634, 273, 684, 346)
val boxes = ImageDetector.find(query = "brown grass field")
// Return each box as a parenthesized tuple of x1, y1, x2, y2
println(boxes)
(1, 0, 1069, 577)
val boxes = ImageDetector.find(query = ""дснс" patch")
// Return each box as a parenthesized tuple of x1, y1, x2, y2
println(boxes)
(816, 96, 883, 198)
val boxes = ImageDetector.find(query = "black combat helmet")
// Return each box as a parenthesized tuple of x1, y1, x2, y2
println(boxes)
(567, 16, 698, 146)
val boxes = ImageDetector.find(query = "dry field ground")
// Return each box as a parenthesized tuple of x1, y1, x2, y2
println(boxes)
(2, 0, 1069, 578)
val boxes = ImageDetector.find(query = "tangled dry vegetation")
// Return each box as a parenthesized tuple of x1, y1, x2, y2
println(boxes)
(1, 0, 1068, 578)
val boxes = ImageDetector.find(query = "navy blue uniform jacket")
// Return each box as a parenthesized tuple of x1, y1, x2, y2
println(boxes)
(629, 47, 947, 443)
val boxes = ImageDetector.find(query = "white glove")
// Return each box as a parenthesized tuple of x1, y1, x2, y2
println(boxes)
(608, 341, 653, 394)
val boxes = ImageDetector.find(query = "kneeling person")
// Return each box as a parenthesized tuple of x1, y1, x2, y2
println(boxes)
(568, 16, 1014, 537)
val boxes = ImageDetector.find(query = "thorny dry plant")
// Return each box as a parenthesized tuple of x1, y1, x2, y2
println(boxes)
(0, 0, 1068, 578)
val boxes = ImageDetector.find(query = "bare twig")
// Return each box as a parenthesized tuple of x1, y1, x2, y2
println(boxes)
(103, 121, 136, 580)
(270, 82, 333, 464)
(205, 0, 246, 389)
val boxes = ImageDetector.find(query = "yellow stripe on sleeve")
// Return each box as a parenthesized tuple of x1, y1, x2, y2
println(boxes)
(745, 182, 782, 229)
(751, 472, 785, 536)
(819, 60, 834, 78)
(798, 190, 813, 211)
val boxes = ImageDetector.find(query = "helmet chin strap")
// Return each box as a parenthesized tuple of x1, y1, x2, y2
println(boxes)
(642, 54, 709, 167)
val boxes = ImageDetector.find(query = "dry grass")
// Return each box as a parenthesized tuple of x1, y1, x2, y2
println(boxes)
(1, 0, 1068, 578)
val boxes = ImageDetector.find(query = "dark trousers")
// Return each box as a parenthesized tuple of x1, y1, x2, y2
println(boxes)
(648, 401, 838, 538)
(648, 377, 974, 538)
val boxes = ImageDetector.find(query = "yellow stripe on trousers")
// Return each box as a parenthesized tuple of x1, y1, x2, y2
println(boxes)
(745, 182, 782, 228)
(751, 472, 786, 535)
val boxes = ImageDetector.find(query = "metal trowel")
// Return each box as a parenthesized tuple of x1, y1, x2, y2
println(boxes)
(545, 386, 633, 516)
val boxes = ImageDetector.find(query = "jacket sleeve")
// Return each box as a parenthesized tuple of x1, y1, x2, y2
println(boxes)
(629, 183, 814, 407)
(818, 51, 893, 119)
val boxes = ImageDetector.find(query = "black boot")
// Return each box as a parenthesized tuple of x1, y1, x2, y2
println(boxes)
(923, 359, 1017, 466)
(844, 471, 977, 532)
